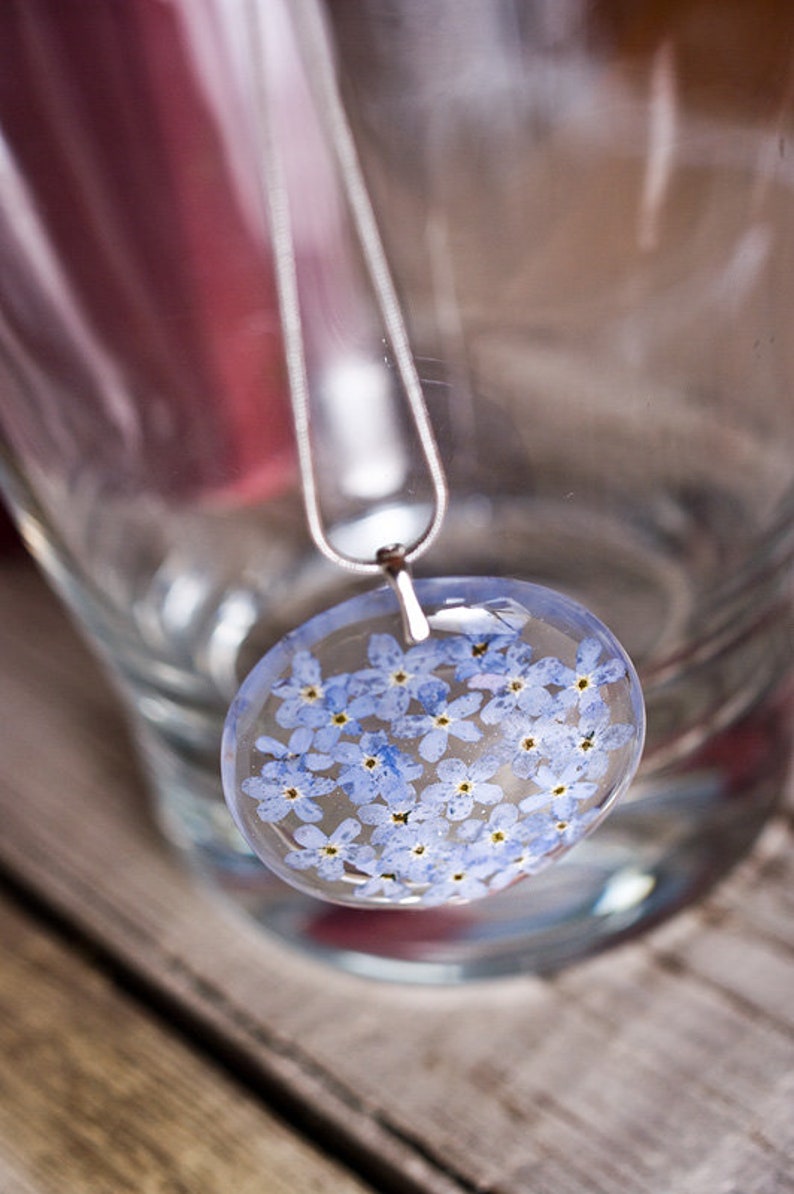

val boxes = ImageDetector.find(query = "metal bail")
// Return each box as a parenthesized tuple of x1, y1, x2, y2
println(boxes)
(377, 544, 431, 645)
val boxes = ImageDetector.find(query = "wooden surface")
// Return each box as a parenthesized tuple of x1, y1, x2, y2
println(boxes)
(0, 896, 373, 1194)
(0, 554, 792, 1194)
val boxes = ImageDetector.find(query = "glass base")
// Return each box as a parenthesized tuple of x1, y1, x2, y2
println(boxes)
(130, 490, 792, 983)
(159, 684, 790, 983)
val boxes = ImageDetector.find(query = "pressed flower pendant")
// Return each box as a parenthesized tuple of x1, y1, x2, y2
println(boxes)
(225, 35, 646, 909)
(222, 576, 645, 908)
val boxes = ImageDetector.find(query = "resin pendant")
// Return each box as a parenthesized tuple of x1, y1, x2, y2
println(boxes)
(222, 577, 645, 908)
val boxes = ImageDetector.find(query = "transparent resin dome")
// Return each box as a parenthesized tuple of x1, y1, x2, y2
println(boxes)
(222, 577, 645, 908)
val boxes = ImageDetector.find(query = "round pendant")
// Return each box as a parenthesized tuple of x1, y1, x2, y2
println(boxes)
(222, 577, 645, 909)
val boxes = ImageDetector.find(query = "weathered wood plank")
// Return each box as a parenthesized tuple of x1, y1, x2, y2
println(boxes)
(0, 557, 792, 1194)
(0, 894, 375, 1194)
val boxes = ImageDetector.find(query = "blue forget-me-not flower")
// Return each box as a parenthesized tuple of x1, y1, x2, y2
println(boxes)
(285, 818, 371, 880)
(332, 730, 423, 804)
(421, 754, 504, 820)
(349, 633, 449, 719)
(393, 690, 483, 763)
(243, 756, 336, 824)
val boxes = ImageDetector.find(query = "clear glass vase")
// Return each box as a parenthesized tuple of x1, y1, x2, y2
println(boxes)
(0, 0, 791, 981)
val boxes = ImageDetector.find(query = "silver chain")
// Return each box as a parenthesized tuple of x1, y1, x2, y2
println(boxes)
(249, 0, 449, 587)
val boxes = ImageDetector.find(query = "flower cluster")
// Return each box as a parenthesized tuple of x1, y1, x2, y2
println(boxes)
(242, 630, 636, 906)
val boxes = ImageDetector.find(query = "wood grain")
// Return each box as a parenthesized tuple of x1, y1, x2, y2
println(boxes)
(0, 557, 792, 1194)
(0, 894, 374, 1194)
